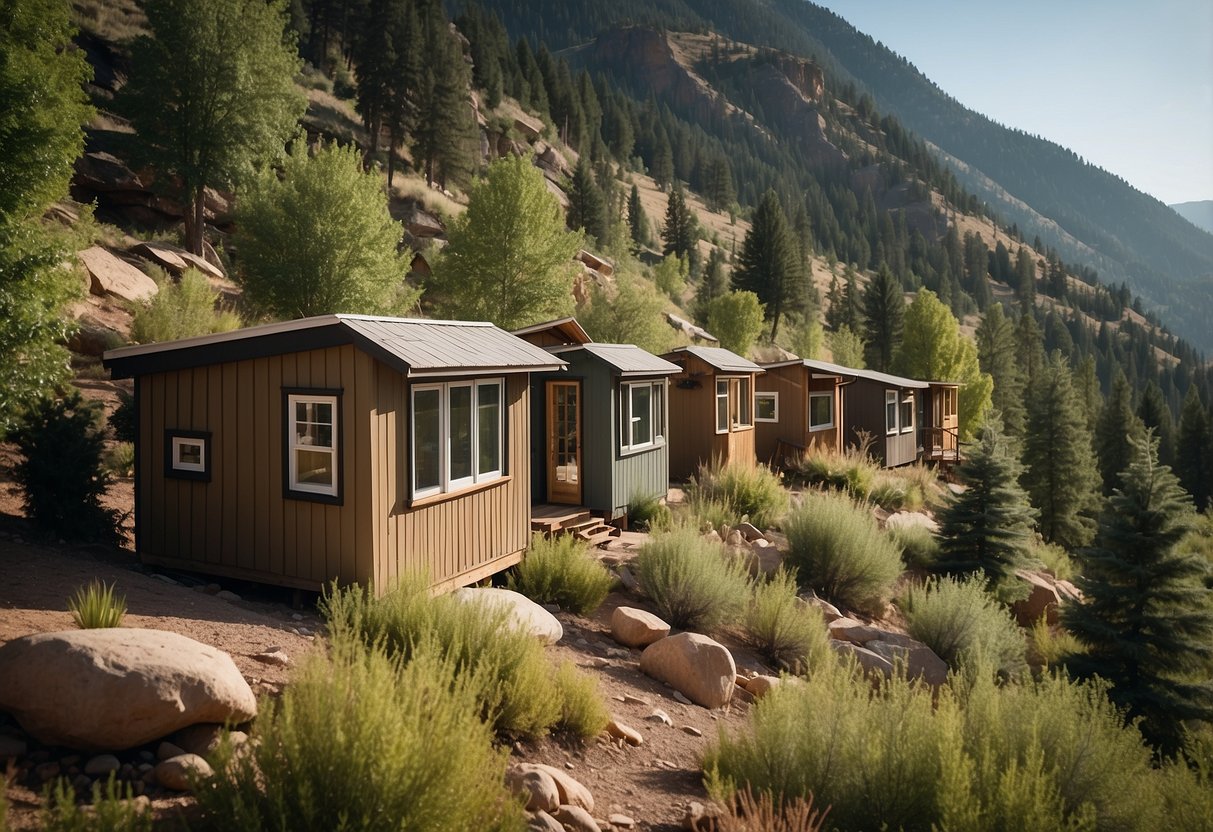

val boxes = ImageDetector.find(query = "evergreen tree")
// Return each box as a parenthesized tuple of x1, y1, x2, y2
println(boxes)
(976, 303, 1026, 437)
(1137, 382, 1176, 467)
(862, 264, 904, 372)
(565, 157, 608, 246)
(704, 156, 735, 212)
(380, 0, 422, 188)
(1015, 305, 1046, 390)
(733, 190, 801, 342)
(694, 247, 729, 325)
(936, 419, 1036, 588)
(824, 273, 845, 332)
(839, 266, 862, 332)
(1175, 387, 1210, 511)
(1014, 246, 1037, 307)
(1065, 435, 1213, 757)
(1022, 353, 1100, 550)
(410, 10, 477, 189)
(650, 128, 674, 190)
(1094, 369, 1146, 495)
(1072, 355, 1102, 433)
(661, 187, 697, 263)
(626, 184, 648, 250)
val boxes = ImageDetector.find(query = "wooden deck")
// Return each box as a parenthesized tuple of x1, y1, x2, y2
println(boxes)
(530, 504, 620, 545)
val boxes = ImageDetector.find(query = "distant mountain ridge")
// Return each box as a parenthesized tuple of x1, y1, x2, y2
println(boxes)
(1172, 201, 1213, 235)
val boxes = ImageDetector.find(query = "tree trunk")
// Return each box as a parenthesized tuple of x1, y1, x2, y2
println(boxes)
(185, 187, 206, 256)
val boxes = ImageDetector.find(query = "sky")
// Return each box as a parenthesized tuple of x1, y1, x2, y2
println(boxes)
(815, 0, 1213, 206)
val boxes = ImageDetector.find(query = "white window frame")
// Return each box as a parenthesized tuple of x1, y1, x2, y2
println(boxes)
(885, 390, 898, 435)
(900, 392, 915, 434)
(734, 377, 752, 428)
(410, 378, 504, 500)
(755, 391, 779, 423)
(715, 379, 730, 434)
(621, 380, 667, 453)
(171, 436, 206, 473)
(288, 393, 339, 497)
(809, 392, 834, 431)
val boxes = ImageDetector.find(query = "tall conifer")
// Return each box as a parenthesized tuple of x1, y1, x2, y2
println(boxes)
(733, 190, 801, 342)
(975, 303, 1026, 436)
(1175, 387, 1210, 510)
(1094, 369, 1146, 495)
(862, 264, 904, 372)
(566, 157, 607, 246)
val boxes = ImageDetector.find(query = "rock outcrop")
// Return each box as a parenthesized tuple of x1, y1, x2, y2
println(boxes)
(78, 246, 158, 304)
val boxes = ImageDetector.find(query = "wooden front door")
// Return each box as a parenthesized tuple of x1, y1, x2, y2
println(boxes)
(546, 380, 582, 504)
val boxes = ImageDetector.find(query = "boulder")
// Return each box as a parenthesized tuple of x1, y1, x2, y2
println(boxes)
(517, 763, 594, 813)
(801, 594, 843, 623)
(639, 633, 736, 709)
(1011, 570, 1063, 626)
(885, 511, 939, 533)
(744, 675, 780, 699)
(867, 638, 949, 687)
(610, 607, 670, 648)
(0, 628, 257, 751)
(451, 588, 563, 644)
(505, 765, 560, 813)
(553, 804, 599, 832)
(829, 640, 895, 679)
(527, 810, 565, 832)
(133, 241, 188, 273)
(154, 753, 213, 791)
(402, 203, 446, 239)
(78, 246, 158, 304)
(606, 717, 643, 747)
(734, 521, 765, 542)
(827, 618, 885, 645)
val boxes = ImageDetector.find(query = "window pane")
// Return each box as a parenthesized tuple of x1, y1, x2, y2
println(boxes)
(413, 388, 441, 492)
(449, 385, 473, 482)
(739, 379, 751, 425)
(810, 395, 832, 428)
(901, 398, 914, 430)
(716, 380, 729, 431)
(296, 449, 333, 487)
(477, 383, 501, 475)
(654, 383, 665, 439)
(631, 384, 652, 446)
(756, 394, 776, 421)
(886, 392, 897, 432)
(178, 442, 202, 466)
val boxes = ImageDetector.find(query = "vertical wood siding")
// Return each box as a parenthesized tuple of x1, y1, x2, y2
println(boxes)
(843, 381, 919, 468)
(666, 355, 758, 480)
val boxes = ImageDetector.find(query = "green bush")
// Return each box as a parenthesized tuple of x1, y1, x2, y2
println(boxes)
(1026, 617, 1082, 671)
(690, 459, 789, 530)
(784, 491, 902, 616)
(40, 776, 152, 832)
(900, 575, 1027, 679)
(108, 391, 136, 443)
(553, 660, 610, 737)
(102, 442, 135, 478)
(683, 493, 735, 532)
(194, 641, 524, 832)
(787, 442, 877, 500)
(1030, 540, 1076, 582)
(634, 526, 751, 632)
(627, 490, 672, 531)
(869, 473, 925, 512)
(68, 580, 127, 629)
(12, 391, 122, 544)
(130, 269, 242, 344)
(507, 533, 614, 614)
(891, 524, 941, 571)
(742, 569, 830, 673)
(321, 576, 602, 739)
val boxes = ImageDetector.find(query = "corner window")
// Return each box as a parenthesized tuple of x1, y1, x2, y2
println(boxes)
(287, 393, 339, 500)
(901, 394, 915, 434)
(885, 391, 898, 435)
(733, 378, 752, 428)
(165, 430, 211, 481)
(411, 378, 504, 500)
(622, 380, 667, 452)
(715, 379, 730, 434)
(755, 392, 779, 423)
(809, 392, 834, 431)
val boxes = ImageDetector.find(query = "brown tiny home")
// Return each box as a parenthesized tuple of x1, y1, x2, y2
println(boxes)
(103, 315, 565, 594)
(755, 359, 854, 466)
(840, 368, 929, 468)
(659, 346, 764, 481)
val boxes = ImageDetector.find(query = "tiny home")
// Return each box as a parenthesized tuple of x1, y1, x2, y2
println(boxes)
(102, 315, 565, 593)
(755, 358, 856, 465)
(659, 346, 764, 481)
(840, 367, 929, 468)
(513, 319, 680, 520)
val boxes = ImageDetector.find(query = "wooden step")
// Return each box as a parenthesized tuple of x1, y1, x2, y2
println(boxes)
(576, 526, 618, 546)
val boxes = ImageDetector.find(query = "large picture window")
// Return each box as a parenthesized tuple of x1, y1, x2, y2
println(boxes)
(411, 378, 504, 500)
(755, 392, 778, 422)
(885, 390, 898, 435)
(621, 380, 666, 452)
(809, 392, 834, 431)
(287, 392, 339, 500)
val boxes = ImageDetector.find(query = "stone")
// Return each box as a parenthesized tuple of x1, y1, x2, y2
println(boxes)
(252, 648, 291, 667)
(605, 718, 643, 747)
(827, 618, 885, 645)
(506, 766, 560, 813)
(78, 246, 158, 304)
(725, 530, 745, 547)
(744, 675, 780, 699)
(215, 590, 242, 602)
(133, 241, 188, 273)
(621, 694, 649, 707)
(830, 640, 895, 679)
(83, 754, 121, 776)
(1012, 570, 1064, 626)
(171, 723, 228, 758)
(867, 639, 949, 687)
(681, 725, 702, 737)
(528, 810, 565, 832)
(734, 522, 765, 542)
(647, 709, 673, 726)
(617, 566, 640, 593)
(71, 774, 93, 794)
(157, 742, 187, 761)
(609, 814, 635, 828)
(451, 587, 564, 644)
(683, 801, 723, 830)
(0, 735, 26, 759)
(553, 804, 599, 832)
(885, 511, 940, 532)
(0, 629, 257, 751)
(640, 633, 736, 709)
(517, 763, 594, 813)
(610, 607, 670, 649)
(154, 753, 212, 791)
(801, 594, 843, 623)
(672, 690, 693, 706)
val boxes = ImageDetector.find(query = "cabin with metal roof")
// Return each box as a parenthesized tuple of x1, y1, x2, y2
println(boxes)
(513, 320, 679, 532)
(755, 358, 855, 466)
(835, 366, 930, 468)
(658, 346, 764, 481)
(103, 315, 564, 594)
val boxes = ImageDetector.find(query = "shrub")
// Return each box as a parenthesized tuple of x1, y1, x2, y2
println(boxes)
(742, 569, 830, 673)
(108, 391, 136, 443)
(102, 442, 135, 478)
(633, 526, 750, 632)
(683, 493, 735, 532)
(891, 524, 941, 571)
(194, 641, 524, 832)
(869, 472, 925, 512)
(627, 489, 672, 531)
(690, 459, 789, 530)
(68, 580, 127, 629)
(711, 788, 829, 832)
(130, 269, 242, 344)
(507, 533, 614, 614)
(1029, 540, 1076, 582)
(1026, 616, 1082, 671)
(40, 776, 152, 832)
(787, 442, 877, 500)
(553, 660, 609, 737)
(900, 575, 1027, 679)
(783, 491, 902, 616)
(12, 391, 122, 544)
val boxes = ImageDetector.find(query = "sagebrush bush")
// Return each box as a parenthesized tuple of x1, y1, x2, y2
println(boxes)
(891, 524, 941, 571)
(690, 459, 789, 530)
(194, 641, 524, 832)
(634, 526, 751, 632)
(40, 776, 152, 832)
(130, 269, 242, 344)
(1026, 616, 1082, 671)
(103, 442, 135, 478)
(627, 490, 672, 531)
(900, 575, 1027, 679)
(788, 443, 877, 500)
(507, 533, 614, 614)
(784, 491, 902, 616)
(684, 493, 735, 532)
(711, 788, 829, 832)
(13, 392, 122, 543)
(742, 569, 830, 673)
(1030, 540, 1076, 581)
(553, 660, 610, 737)
(321, 576, 602, 739)
(869, 473, 925, 512)
(68, 580, 127, 629)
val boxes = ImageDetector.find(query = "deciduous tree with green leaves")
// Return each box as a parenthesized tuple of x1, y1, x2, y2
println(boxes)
(429, 155, 582, 330)
(577, 273, 672, 355)
(827, 326, 865, 368)
(121, 0, 306, 255)
(707, 291, 764, 357)
(237, 143, 416, 319)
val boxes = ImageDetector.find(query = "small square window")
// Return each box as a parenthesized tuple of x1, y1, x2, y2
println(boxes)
(165, 430, 211, 481)
(755, 392, 779, 422)
(809, 392, 834, 430)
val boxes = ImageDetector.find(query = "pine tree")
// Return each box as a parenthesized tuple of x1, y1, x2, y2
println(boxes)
(976, 303, 1026, 437)
(410, 8, 476, 190)
(627, 184, 648, 249)
(824, 273, 845, 332)
(650, 128, 674, 190)
(661, 187, 697, 263)
(1015, 305, 1046, 390)
(936, 419, 1036, 587)
(704, 156, 735, 212)
(1065, 435, 1213, 757)
(1022, 353, 1100, 550)
(1175, 386, 1210, 510)
(694, 247, 729, 326)
(862, 264, 904, 372)
(733, 190, 801, 342)
(1137, 382, 1176, 467)
(1072, 355, 1102, 433)
(1094, 369, 1146, 495)
(566, 157, 607, 246)
(839, 266, 862, 332)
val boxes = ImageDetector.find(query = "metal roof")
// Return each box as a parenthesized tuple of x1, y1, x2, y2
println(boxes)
(547, 343, 681, 377)
(103, 314, 567, 379)
(509, 317, 592, 345)
(664, 346, 763, 374)
(759, 358, 930, 388)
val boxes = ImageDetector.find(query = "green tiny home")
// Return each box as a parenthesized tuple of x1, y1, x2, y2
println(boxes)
(514, 319, 680, 519)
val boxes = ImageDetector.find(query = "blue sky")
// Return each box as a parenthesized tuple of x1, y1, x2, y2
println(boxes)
(815, 0, 1213, 206)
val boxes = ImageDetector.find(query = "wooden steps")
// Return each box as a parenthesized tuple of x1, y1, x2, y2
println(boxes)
(530, 504, 620, 545)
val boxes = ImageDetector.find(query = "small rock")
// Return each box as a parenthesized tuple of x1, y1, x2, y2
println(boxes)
(71, 773, 93, 794)
(827, 617, 885, 645)
(151, 574, 179, 585)
(298, 627, 313, 637)
(35, 762, 61, 782)
(646, 709, 673, 726)
(744, 675, 780, 699)
(605, 718, 643, 747)
(609, 813, 635, 828)
(83, 754, 121, 776)
(0, 734, 27, 759)
(157, 742, 186, 761)
(154, 753, 213, 791)
(528, 810, 565, 832)
(215, 590, 241, 602)
(672, 690, 693, 706)
(516, 763, 594, 813)
(610, 607, 670, 649)
(291, 613, 304, 622)
(734, 522, 765, 542)
(680, 725, 702, 737)
(622, 694, 650, 706)
(171, 723, 226, 758)
(703, 529, 722, 543)
(683, 801, 723, 830)
(553, 804, 599, 832)
(617, 565, 640, 593)
(252, 649, 291, 667)
(725, 530, 745, 547)
(585, 657, 611, 669)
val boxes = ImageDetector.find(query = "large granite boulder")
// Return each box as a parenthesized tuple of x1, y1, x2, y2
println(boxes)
(78, 246, 158, 304)
(610, 606, 670, 648)
(0, 629, 257, 751)
(451, 587, 563, 644)
(639, 632, 736, 709)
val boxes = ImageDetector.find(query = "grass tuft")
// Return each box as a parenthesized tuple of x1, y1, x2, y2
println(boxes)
(40, 776, 152, 832)
(634, 525, 751, 632)
(627, 490, 673, 531)
(68, 580, 127, 629)
(508, 533, 614, 614)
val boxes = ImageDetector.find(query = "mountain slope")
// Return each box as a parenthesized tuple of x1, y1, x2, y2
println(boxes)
(1172, 200, 1213, 235)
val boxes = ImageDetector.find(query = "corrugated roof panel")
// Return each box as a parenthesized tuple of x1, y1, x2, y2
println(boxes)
(551, 343, 680, 376)
(667, 346, 763, 373)
(341, 317, 564, 375)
